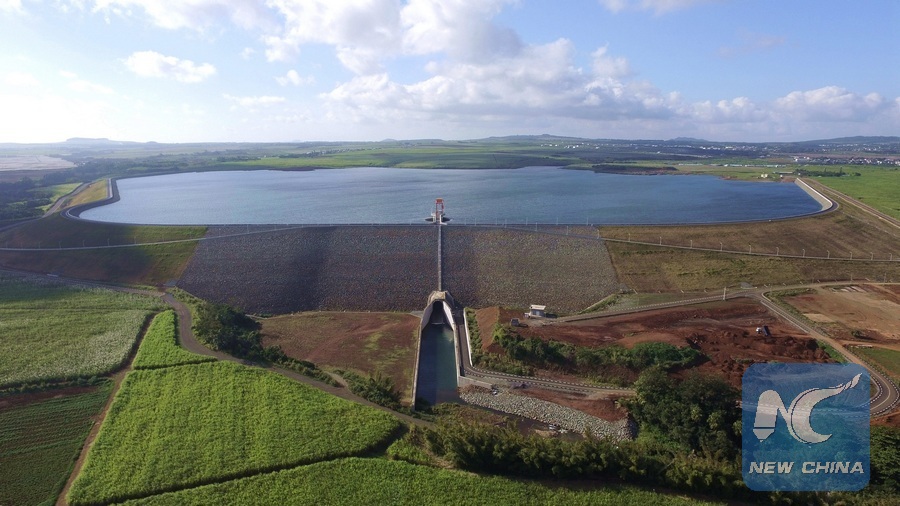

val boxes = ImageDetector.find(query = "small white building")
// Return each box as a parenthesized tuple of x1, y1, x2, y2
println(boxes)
(527, 305, 546, 318)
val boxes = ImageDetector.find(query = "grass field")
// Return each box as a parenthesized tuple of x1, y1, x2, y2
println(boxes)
(120, 457, 719, 506)
(67, 361, 400, 505)
(0, 274, 163, 387)
(853, 346, 900, 383)
(599, 191, 900, 292)
(0, 381, 112, 506)
(37, 183, 81, 212)
(599, 197, 900, 263)
(603, 243, 900, 293)
(61, 180, 109, 209)
(131, 310, 214, 370)
(809, 167, 900, 220)
(230, 141, 583, 170)
(0, 214, 206, 285)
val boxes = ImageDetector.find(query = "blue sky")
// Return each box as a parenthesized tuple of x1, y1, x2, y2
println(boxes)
(1, 0, 897, 143)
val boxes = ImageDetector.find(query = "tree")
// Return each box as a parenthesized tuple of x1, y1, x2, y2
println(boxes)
(624, 368, 741, 459)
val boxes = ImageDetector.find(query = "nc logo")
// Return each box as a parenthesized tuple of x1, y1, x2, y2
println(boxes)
(752, 373, 862, 444)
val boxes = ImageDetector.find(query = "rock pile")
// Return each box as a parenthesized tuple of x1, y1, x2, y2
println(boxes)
(459, 387, 635, 441)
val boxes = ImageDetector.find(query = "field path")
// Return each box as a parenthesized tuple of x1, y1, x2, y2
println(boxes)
(55, 313, 157, 506)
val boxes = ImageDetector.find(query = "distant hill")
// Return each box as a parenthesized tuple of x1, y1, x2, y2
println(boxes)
(809, 136, 900, 145)
(63, 138, 141, 146)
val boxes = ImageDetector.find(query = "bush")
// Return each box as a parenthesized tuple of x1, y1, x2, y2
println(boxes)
(193, 302, 261, 356)
(623, 368, 741, 459)
(335, 369, 403, 411)
(490, 324, 702, 384)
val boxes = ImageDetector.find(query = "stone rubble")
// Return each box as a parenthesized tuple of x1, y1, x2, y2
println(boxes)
(459, 387, 635, 441)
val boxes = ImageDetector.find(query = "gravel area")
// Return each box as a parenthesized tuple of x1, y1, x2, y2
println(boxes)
(444, 226, 622, 313)
(179, 226, 437, 313)
(459, 386, 635, 441)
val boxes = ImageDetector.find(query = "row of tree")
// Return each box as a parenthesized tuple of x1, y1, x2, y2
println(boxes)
(191, 301, 335, 385)
(409, 367, 899, 502)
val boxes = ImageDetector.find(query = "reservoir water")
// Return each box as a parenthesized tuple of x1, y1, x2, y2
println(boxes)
(79, 167, 823, 225)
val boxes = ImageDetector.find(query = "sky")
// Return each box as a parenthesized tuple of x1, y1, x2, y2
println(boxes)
(0, 0, 898, 144)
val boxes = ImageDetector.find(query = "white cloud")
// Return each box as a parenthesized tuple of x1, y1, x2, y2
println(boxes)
(223, 94, 286, 109)
(124, 51, 216, 83)
(0, 0, 23, 14)
(775, 86, 887, 122)
(0, 91, 115, 142)
(263, 0, 402, 73)
(60, 70, 114, 94)
(690, 96, 769, 123)
(240, 47, 256, 60)
(591, 46, 632, 79)
(2, 71, 40, 87)
(400, 0, 521, 62)
(599, 0, 721, 15)
(74, 0, 276, 31)
(276, 70, 314, 87)
(325, 39, 676, 123)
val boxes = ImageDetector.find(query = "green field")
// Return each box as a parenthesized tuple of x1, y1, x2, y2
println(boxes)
(68, 361, 400, 505)
(0, 381, 112, 506)
(121, 457, 718, 506)
(131, 310, 214, 370)
(810, 167, 900, 220)
(37, 182, 81, 212)
(231, 141, 583, 170)
(0, 274, 164, 387)
(853, 346, 900, 383)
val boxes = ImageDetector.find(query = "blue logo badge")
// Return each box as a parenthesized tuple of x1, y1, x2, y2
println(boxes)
(742, 363, 869, 491)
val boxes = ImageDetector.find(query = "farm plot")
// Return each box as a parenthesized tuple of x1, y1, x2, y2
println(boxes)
(120, 457, 717, 506)
(778, 284, 900, 344)
(132, 310, 214, 370)
(0, 382, 112, 506)
(0, 274, 163, 387)
(67, 361, 400, 505)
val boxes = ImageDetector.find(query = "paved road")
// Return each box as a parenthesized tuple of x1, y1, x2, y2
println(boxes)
(754, 289, 899, 416)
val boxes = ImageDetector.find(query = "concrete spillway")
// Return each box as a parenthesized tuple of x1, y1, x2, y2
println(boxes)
(412, 293, 460, 408)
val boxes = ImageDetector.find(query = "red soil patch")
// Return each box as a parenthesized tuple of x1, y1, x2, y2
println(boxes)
(476, 299, 833, 388)
(260, 312, 420, 401)
(872, 411, 900, 429)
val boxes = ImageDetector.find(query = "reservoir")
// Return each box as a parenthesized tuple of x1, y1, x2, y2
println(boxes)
(79, 167, 824, 225)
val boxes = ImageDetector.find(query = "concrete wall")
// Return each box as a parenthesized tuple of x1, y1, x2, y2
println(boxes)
(795, 178, 835, 211)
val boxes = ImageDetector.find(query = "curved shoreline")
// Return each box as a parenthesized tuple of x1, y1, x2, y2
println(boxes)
(66, 172, 834, 228)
